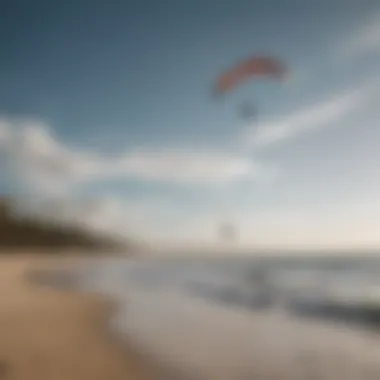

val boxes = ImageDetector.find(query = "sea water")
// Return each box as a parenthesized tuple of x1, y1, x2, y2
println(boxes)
(39, 255, 380, 379)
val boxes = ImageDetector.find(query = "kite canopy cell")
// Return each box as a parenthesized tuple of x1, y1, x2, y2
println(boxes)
(214, 55, 286, 95)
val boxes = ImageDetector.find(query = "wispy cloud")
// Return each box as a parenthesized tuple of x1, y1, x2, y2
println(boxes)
(240, 81, 373, 148)
(339, 12, 380, 59)
(0, 117, 269, 196)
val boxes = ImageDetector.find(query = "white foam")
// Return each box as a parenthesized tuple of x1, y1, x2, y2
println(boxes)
(76, 259, 380, 379)
(109, 288, 380, 380)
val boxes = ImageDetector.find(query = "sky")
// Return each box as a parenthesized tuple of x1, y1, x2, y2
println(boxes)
(1, 0, 380, 251)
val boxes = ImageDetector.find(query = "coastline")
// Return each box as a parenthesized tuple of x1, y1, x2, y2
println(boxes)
(18, 254, 380, 380)
(0, 254, 157, 380)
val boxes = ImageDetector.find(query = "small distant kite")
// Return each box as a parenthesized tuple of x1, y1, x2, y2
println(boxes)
(219, 222, 237, 244)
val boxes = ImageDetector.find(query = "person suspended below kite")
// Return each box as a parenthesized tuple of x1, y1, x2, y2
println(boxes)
(239, 102, 256, 121)
(213, 55, 286, 121)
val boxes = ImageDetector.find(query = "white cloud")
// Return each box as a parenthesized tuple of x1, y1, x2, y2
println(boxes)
(240, 81, 373, 148)
(0, 116, 278, 247)
(11, 186, 380, 252)
(0, 116, 268, 196)
(113, 149, 259, 183)
(135, 196, 380, 252)
(12, 194, 176, 242)
(340, 12, 380, 59)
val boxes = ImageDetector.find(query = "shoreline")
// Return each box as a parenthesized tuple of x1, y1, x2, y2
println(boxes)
(22, 254, 380, 380)
(0, 254, 158, 380)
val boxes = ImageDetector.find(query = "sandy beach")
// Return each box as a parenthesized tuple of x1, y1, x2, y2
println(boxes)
(0, 254, 156, 380)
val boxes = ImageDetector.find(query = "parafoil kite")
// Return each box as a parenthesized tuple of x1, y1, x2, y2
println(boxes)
(219, 222, 237, 244)
(214, 55, 286, 96)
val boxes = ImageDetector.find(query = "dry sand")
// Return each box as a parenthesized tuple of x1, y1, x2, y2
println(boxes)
(0, 254, 157, 380)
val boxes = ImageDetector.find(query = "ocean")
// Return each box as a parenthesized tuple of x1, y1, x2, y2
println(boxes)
(36, 254, 380, 379)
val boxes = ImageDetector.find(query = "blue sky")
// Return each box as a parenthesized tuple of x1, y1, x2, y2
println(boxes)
(1, 0, 380, 250)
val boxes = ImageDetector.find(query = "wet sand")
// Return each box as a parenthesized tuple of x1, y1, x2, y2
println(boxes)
(113, 288, 380, 380)
(0, 255, 157, 380)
